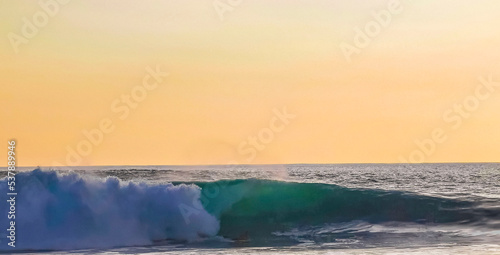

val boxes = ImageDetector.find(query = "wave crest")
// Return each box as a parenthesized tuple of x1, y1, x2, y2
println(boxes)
(0, 169, 219, 250)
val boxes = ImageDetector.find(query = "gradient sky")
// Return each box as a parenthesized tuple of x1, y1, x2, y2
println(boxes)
(1, 0, 500, 166)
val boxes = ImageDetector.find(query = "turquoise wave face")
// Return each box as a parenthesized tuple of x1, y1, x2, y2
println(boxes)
(193, 179, 497, 241)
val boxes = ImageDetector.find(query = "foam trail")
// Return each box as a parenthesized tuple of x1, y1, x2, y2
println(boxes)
(0, 169, 219, 251)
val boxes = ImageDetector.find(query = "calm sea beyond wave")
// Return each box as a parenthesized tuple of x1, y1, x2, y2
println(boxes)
(0, 164, 499, 254)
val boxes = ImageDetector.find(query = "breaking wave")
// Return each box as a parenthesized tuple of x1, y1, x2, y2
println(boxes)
(1, 170, 498, 251)
(0, 170, 219, 251)
(193, 179, 497, 241)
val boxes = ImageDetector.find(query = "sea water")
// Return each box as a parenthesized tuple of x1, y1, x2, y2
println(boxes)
(0, 164, 499, 254)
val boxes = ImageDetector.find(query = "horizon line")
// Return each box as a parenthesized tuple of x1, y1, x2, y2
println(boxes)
(3, 162, 500, 169)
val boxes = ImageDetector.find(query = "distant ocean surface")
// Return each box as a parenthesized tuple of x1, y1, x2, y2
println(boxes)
(1, 164, 499, 254)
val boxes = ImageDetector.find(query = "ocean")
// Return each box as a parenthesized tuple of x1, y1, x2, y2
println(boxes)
(1, 164, 499, 254)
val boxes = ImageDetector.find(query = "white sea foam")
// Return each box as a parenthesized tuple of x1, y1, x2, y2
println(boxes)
(0, 170, 219, 251)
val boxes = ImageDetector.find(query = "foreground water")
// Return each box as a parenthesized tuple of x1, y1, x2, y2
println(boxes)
(1, 164, 499, 254)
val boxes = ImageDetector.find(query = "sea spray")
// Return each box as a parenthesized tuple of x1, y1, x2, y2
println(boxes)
(0, 169, 219, 251)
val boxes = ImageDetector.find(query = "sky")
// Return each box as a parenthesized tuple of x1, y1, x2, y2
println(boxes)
(1, 0, 500, 166)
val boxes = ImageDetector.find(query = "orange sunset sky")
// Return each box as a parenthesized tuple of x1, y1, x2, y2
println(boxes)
(1, 0, 500, 166)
